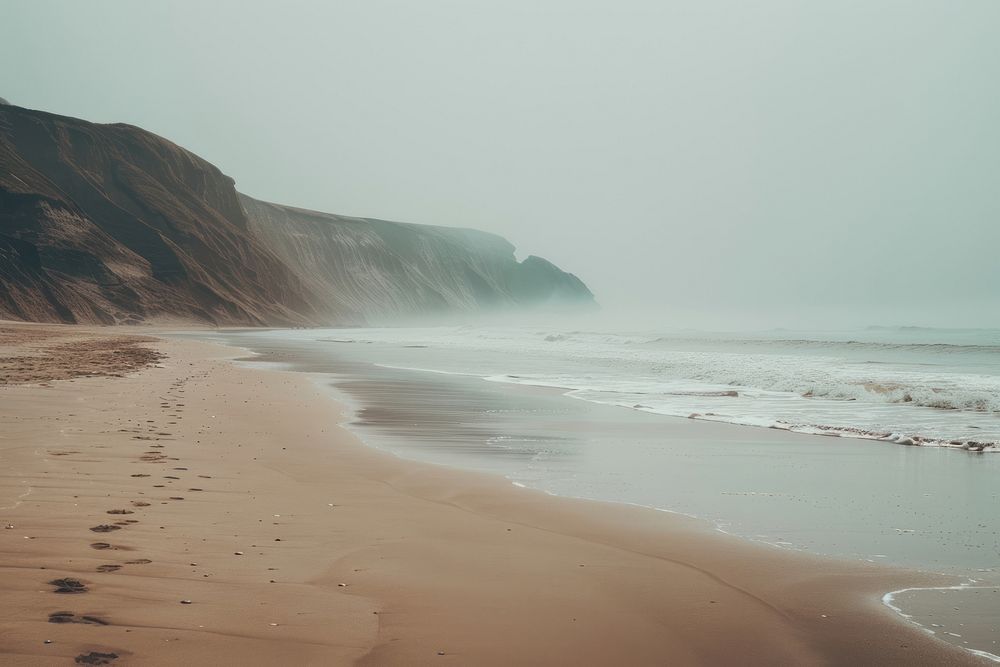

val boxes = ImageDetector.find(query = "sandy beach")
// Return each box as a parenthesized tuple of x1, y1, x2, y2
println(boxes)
(0, 324, 982, 666)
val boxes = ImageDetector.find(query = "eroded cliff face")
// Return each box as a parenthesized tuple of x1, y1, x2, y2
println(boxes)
(240, 196, 593, 323)
(0, 104, 318, 325)
(0, 103, 594, 325)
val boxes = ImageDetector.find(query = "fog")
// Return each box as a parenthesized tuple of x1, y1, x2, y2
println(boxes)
(5, 1, 998, 329)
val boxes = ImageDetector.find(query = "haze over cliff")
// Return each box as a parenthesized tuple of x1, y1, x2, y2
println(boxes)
(0, 103, 593, 325)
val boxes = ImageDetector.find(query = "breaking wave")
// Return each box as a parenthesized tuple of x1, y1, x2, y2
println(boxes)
(321, 325, 1000, 449)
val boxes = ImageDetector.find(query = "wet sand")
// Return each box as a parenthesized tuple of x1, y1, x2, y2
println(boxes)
(0, 323, 982, 665)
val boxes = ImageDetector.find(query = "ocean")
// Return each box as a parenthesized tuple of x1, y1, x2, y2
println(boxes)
(209, 324, 1000, 661)
(319, 325, 1000, 448)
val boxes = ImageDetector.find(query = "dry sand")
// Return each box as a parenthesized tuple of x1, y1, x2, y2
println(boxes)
(0, 323, 982, 665)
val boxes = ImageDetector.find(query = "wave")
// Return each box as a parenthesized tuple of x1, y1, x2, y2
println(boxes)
(482, 373, 999, 450)
(314, 325, 1000, 447)
(801, 381, 999, 413)
(643, 335, 1000, 354)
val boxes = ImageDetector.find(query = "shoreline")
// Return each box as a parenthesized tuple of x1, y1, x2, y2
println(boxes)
(181, 330, 1000, 665)
(883, 585, 1000, 664)
(288, 325, 1000, 453)
(372, 361, 1000, 453)
(205, 330, 995, 665)
(240, 338, 1000, 663)
(0, 324, 984, 665)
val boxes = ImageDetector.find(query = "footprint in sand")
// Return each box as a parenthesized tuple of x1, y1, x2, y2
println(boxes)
(106, 509, 134, 515)
(49, 578, 88, 594)
(49, 611, 109, 625)
(124, 558, 152, 565)
(96, 564, 121, 573)
(74, 651, 119, 665)
(90, 525, 121, 533)
(131, 501, 150, 507)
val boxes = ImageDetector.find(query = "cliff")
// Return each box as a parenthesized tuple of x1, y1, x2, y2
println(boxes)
(0, 103, 594, 325)
(240, 196, 593, 323)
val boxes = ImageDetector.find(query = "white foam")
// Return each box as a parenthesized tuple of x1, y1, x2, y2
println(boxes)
(345, 326, 1000, 449)
(882, 585, 1000, 663)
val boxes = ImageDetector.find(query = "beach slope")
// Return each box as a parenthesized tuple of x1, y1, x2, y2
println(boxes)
(0, 324, 978, 666)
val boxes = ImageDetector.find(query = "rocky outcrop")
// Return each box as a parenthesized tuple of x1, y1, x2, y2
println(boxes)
(0, 103, 594, 325)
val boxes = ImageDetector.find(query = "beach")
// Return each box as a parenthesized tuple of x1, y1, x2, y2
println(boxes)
(0, 323, 982, 666)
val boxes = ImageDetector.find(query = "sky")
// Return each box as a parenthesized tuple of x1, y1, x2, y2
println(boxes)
(3, 0, 999, 329)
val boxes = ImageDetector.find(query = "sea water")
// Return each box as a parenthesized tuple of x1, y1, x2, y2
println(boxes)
(209, 324, 1000, 660)
(312, 325, 1000, 448)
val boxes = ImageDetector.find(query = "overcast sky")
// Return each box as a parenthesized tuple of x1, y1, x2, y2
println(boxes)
(4, 1, 998, 328)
